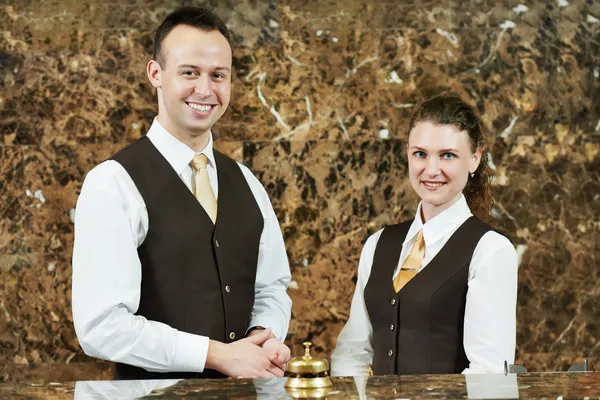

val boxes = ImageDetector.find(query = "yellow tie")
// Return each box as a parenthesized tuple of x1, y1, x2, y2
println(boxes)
(393, 230, 425, 292)
(191, 154, 217, 224)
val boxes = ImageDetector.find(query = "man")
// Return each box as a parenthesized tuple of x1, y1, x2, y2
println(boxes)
(72, 6, 292, 380)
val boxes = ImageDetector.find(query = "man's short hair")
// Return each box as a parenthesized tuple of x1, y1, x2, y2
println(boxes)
(153, 6, 231, 67)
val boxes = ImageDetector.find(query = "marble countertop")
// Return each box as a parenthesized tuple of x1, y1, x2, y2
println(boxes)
(1, 372, 599, 399)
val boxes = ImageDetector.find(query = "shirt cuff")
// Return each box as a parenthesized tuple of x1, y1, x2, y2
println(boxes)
(331, 360, 372, 377)
(248, 316, 285, 342)
(172, 330, 209, 372)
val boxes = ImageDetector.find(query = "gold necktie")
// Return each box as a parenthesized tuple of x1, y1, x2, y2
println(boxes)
(393, 230, 425, 292)
(191, 154, 217, 223)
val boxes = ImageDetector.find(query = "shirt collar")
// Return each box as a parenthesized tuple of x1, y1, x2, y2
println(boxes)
(146, 118, 216, 175)
(403, 194, 473, 246)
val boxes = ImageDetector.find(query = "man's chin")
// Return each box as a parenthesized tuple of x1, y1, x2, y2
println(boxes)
(184, 121, 214, 136)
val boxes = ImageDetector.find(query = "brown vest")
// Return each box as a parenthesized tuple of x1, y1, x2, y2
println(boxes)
(110, 136, 264, 379)
(364, 217, 493, 375)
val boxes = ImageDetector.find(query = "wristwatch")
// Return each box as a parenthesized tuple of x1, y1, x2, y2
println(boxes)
(246, 325, 266, 336)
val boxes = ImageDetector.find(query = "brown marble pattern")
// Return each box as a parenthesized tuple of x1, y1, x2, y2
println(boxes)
(1, 0, 599, 381)
(2, 373, 600, 399)
(244, 139, 419, 355)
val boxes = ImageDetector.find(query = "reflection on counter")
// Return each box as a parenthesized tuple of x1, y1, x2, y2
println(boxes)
(1, 373, 599, 399)
(465, 373, 519, 399)
(74, 378, 291, 399)
(74, 379, 180, 399)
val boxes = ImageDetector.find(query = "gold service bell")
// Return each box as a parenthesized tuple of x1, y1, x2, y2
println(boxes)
(285, 342, 332, 398)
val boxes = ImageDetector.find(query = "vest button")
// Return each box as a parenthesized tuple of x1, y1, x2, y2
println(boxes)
(390, 299, 396, 305)
(215, 240, 220, 248)
(229, 332, 236, 340)
(389, 324, 395, 331)
(388, 349, 394, 357)
(225, 285, 231, 293)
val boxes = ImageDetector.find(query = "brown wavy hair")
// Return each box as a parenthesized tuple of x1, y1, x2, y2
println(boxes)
(407, 95, 493, 221)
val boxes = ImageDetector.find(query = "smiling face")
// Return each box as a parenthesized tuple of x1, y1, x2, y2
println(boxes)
(407, 121, 482, 221)
(147, 25, 232, 142)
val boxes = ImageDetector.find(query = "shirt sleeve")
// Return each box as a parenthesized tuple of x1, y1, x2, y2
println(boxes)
(330, 230, 383, 377)
(238, 165, 292, 342)
(71, 161, 209, 373)
(462, 231, 518, 374)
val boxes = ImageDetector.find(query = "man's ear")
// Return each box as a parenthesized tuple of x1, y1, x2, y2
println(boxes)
(147, 60, 162, 89)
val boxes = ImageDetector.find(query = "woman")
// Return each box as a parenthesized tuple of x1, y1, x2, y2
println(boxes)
(331, 95, 518, 376)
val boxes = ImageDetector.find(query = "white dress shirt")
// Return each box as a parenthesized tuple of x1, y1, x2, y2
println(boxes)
(331, 195, 518, 376)
(72, 119, 292, 374)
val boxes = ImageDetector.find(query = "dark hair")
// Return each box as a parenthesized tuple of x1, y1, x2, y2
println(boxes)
(408, 95, 493, 221)
(153, 7, 231, 68)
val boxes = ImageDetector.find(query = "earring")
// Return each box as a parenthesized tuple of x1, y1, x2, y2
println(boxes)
(469, 171, 474, 178)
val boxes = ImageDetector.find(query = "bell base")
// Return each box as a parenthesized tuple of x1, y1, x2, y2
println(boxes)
(285, 376, 332, 389)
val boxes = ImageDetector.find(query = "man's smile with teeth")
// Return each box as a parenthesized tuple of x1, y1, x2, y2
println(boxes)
(187, 102, 214, 112)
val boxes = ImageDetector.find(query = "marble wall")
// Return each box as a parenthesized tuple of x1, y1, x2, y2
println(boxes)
(1, 0, 598, 381)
